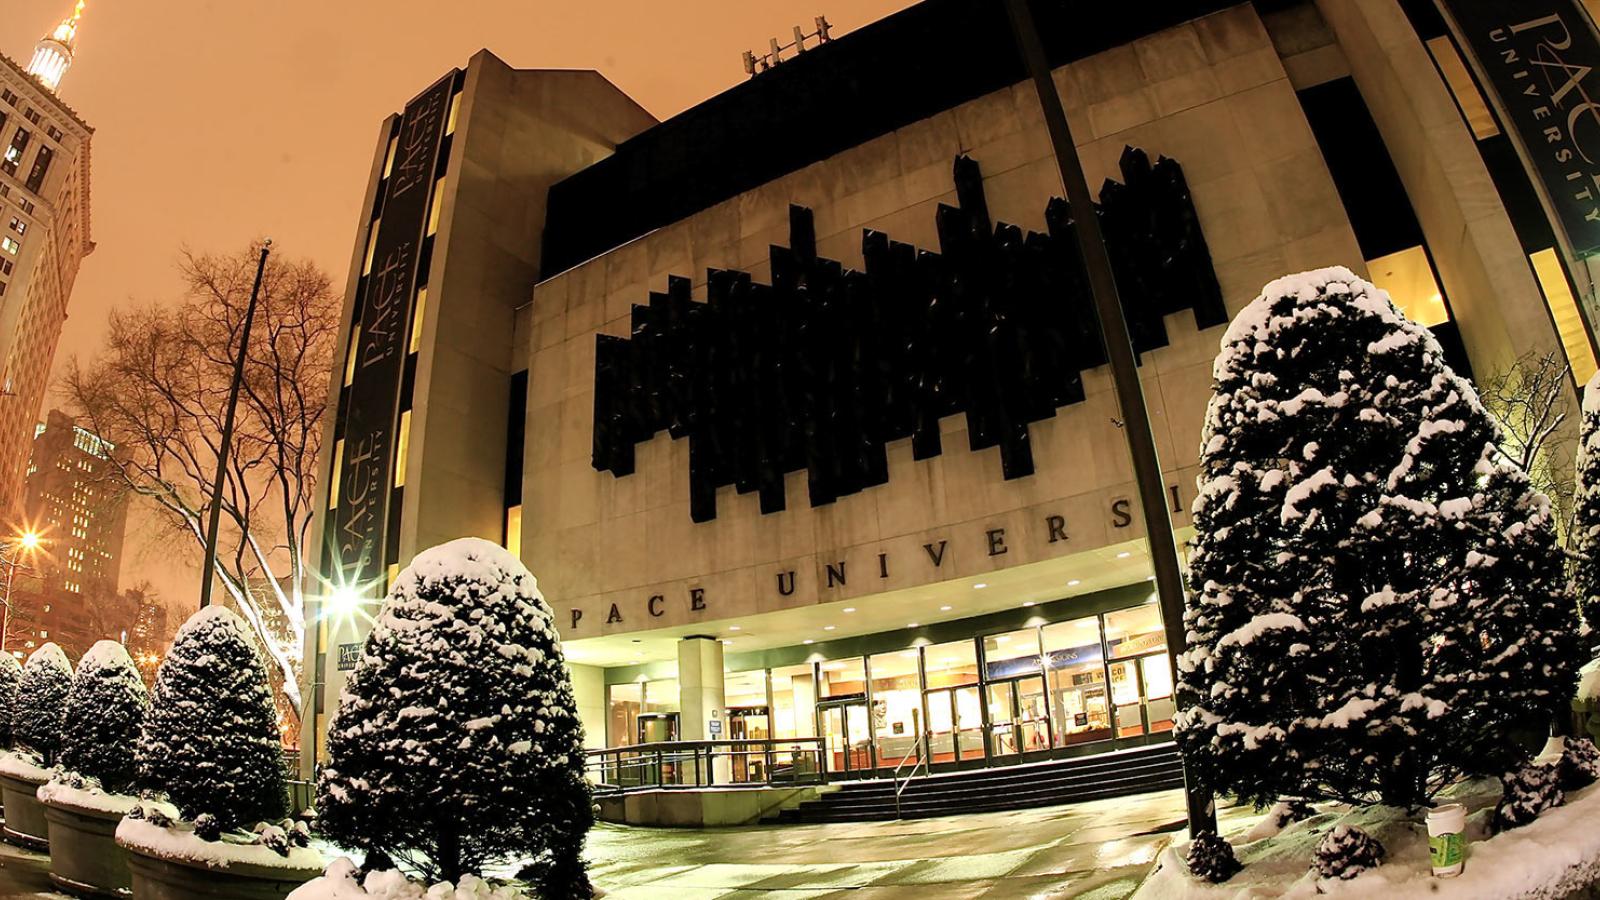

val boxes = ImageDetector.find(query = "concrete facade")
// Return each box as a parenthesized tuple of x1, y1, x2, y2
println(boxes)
(306, 0, 1596, 771)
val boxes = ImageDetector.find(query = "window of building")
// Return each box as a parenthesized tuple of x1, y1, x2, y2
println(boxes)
(19, 198, 34, 215)
(426, 176, 446, 236)
(1425, 33, 1498, 140)
(2, 237, 19, 256)
(26, 145, 53, 193)
(868, 650, 920, 766)
(23, 109, 40, 126)
(343, 325, 360, 386)
(817, 656, 865, 699)
(7, 217, 23, 236)
(1042, 617, 1110, 747)
(360, 218, 381, 276)
(45, 125, 63, 143)
(327, 439, 344, 510)
(393, 409, 411, 488)
(409, 287, 427, 353)
(0, 282, 7, 298)
(446, 91, 462, 136)
(608, 682, 642, 747)
(0, 90, 15, 106)
(381, 134, 399, 181)
(503, 505, 521, 554)
(1529, 247, 1599, 384)
(769, 663, 815, 739)
(3, 128, 30, 176)
(2, 259, 14, 275)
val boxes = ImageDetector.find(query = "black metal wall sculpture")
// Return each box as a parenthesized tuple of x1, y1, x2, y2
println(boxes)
(592, 147, 1225, 523)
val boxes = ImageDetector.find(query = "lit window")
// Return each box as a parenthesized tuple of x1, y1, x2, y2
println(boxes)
(409, 288, 427, 353)
(1368, 246, 1448, 327)
(394, 410, 411, 488)
(1530, 247, 1598, 384)
(343, 324, 360, 386)
(381, 135, 399, 180)
(387, 563, 400, 590)
(446, 91, 462, 136)
(9, 217, 25, 235)
(1425, 37, 1499, 140)
(39, 630, 46, 638)
(426, 177, 446, 236)
(329, 438, 345, 510)
(504, 505, 522, 555)
(361, 218, 381, 276)
(2, 237, 18, 255)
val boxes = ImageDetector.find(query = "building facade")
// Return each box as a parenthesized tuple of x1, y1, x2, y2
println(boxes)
(0, 4, 94, 525)
(12, 408, 127, 659)
(305, 0, 1600, 782)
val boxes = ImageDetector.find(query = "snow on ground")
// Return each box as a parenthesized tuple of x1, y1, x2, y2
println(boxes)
(0, 751, 51, 783)
(1135, 780, 1600, 899)
(288, 858, 532, 899)
(1580, 659, 1600, 703)
(115, 816, 324, 873)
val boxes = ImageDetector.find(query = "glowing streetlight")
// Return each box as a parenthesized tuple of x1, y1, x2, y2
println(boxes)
(16, 531, 39, 551)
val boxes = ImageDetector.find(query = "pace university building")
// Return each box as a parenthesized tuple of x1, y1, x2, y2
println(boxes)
(303, 0, 1600, 813)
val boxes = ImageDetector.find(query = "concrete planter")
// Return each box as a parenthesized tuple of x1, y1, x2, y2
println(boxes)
(0, 769, 49, 850)
(41, 794, 133, 898)
(120, 836, 322, 900)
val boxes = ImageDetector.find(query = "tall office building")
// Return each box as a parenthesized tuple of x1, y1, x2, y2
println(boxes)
(0, 1, 95, 523)
(13, 408, 127, 658)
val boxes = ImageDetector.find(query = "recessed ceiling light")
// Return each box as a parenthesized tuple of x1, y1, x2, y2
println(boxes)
(729, 625, 741, 631)
(1067, 579, 1081, 587)
(996, 636, 1010, 643)
(908, 622, 919, 628)
(1146, 575, 1155, 581)
(843, 607, 856, 613)
(1116, 551, 1132, 559)
(803, 639, 815, 645)
(824, 625, 836, 631)
(721, 639, 733, 645)
(1022, 601, 1035, 607)
(940, 605, 952, 611)
(974, 582, 988, 589)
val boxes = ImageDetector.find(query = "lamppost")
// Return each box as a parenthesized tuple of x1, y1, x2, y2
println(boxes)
(0, 530, 42, 655)
(1002, 0, 1216, 837)
(199, 239, 271, 609)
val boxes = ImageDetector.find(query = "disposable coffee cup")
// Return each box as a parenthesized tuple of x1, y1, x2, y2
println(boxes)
(1427, 803, 1467, 877)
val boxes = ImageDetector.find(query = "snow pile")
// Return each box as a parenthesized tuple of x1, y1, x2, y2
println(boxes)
(115, 815, 323, 873)
(37, 775, 143, 815)
(0, 749, 51, 782)
(287, 858, 532, 899)
(1135, 781, 1600, 899)
(317, 538, 594, 894)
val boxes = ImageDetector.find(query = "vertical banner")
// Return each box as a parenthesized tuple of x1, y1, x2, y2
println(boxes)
(332, 72, 454, 590)
(1444, 0, 1600, 256)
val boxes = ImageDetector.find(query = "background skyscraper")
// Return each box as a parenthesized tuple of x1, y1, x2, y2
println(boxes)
(0, 2, 94, 524)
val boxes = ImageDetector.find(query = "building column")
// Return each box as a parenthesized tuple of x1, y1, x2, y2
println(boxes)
(677, 635, 729, 783)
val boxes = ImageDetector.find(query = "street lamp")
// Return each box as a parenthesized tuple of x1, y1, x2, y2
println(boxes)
(0, 530, 44, 655)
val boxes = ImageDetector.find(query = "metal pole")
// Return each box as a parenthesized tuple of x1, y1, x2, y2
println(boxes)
(1001, 0, 1216, 836)
(199, 240, 272, 608)
(0, 548, 15, 654)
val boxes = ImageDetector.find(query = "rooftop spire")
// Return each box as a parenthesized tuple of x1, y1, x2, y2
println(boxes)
(27, 1, 85, 94)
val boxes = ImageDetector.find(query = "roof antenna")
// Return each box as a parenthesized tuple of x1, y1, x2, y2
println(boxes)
(743, 15, 832, 77)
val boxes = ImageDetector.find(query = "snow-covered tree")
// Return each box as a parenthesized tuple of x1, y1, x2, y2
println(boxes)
(0, 652, 22, 750)
(14, 643, 73, 765)
(137, 607, 286, 829)
(1178, 267, 1583, 810)
(1573, 371, 1600, 629)
(316, 538, 593, 894)
(60, 640, 149, 793)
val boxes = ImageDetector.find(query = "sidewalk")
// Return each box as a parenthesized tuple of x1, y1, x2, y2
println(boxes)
(588, 788, 1262, 898)
(0, 839, 64, 899)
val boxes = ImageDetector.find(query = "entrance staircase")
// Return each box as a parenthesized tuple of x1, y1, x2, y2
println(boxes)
(769, 743, 1184, 823)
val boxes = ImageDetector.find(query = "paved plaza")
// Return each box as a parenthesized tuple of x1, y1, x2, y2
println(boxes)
(0, 789, 1262, 898)
(590, 788, 1262, 898)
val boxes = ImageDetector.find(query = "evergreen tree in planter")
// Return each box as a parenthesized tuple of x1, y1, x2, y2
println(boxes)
(1574, 371, 1600, 629)
(14, 643, 72, 765)
(317, 538, 594, 895)
(0, 652, 22, 750)
(60, 641, 149, 792)
(1178, 267, 1583, 811)
(137, 607, 286, 829)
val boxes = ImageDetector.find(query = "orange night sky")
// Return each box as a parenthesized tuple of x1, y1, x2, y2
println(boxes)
(1, 0, 917, 609)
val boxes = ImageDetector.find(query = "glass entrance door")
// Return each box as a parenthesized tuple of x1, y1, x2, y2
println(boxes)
(986, 675, 1052, 760)
(728, 706, 770, 783)
(1109, 659, 1147, 737)
(818, 700, 872, 777)
(926, 685, 986, 768)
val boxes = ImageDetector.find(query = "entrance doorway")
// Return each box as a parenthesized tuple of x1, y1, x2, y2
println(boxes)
(728, 706, 770, 783)
(817, 699, 873, 776)
(986, 674, 1051, 760)
(925, 685, 985, 769)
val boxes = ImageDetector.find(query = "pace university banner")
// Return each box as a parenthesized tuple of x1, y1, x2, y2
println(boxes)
(1445, 0, 1600, 256)
(331, 72, 454, 589)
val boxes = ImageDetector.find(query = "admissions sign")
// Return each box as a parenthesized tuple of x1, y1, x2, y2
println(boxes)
(1445, 0, 1600, 256)
(331, 72, 453, 589)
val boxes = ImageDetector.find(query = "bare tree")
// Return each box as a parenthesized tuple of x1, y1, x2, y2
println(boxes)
(62, 243, 338, 725)
(1480, 351, 1579, 540)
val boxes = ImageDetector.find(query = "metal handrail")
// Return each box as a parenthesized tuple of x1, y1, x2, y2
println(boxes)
(891, 733, 927, 819)
(584, 737, 828, 794)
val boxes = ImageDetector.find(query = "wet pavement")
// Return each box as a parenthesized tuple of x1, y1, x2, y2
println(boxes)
(588, 787, 1264, 898)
